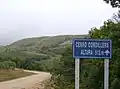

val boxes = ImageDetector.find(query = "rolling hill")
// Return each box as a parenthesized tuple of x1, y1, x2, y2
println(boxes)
(0, 34, 88, 59)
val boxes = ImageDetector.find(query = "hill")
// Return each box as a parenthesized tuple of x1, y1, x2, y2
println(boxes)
(0, 34, 88, 62)
(4, 35, 87, 57)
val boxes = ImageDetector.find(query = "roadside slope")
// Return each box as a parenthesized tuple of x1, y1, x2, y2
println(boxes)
(0, 70, 51, 89)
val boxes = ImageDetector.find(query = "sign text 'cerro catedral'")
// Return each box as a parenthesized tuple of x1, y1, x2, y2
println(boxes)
(73, 39, 112, 59)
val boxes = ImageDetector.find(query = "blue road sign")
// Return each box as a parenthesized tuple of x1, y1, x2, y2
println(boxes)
(73, 39, 112, 59)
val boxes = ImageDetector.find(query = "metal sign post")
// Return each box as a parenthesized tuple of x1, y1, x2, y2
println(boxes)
(75, 59, 80, 89)
(72, 39, 112, 89)
(104, 59, 109, 89)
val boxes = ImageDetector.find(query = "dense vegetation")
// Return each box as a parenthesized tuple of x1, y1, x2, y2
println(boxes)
(0, 61, 16, 70)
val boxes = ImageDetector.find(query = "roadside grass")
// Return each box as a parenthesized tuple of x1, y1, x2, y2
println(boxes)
(0, 69, 35, 82)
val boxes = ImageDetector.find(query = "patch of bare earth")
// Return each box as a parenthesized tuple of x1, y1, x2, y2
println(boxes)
(0, 70, 51, 89)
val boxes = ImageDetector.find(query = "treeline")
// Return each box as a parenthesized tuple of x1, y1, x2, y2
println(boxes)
(0, 56, 48, 71)
(0, 61, 16, 70)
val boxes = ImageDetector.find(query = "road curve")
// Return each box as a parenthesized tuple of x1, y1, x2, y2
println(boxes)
(0, 70, 51, 89)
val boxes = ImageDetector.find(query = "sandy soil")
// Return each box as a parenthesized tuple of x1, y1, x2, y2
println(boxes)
(0, 70, 51, 89)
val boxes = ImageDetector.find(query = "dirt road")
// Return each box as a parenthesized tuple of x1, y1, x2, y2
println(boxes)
(0, 70, 51, 89)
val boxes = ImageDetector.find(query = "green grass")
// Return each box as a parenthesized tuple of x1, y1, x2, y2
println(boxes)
(0, 69, 35, 82)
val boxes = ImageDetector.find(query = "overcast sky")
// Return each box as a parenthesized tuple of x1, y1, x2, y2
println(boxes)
(0, 0, 118, 45)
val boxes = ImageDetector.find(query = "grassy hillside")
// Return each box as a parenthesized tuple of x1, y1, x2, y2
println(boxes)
(0, 34, 88, 60)
(8, 35, 87, 49)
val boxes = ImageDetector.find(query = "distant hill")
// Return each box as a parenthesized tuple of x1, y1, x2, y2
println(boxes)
(0, 34, 88, 59)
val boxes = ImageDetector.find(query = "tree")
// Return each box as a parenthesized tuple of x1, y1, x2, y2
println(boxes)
(0, 62, 5, 69)
(110, 78, 120, 89)
(11, 57, 23, 68)
(111, 10, 120, 22)
(2, 61, 16, 69)
(89, 18, 120, 89)
(51, 46, 75, 89)
(103, 0, 120, 8)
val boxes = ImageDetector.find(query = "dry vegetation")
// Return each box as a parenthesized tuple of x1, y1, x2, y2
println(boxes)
(0, 69, 35, 82)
